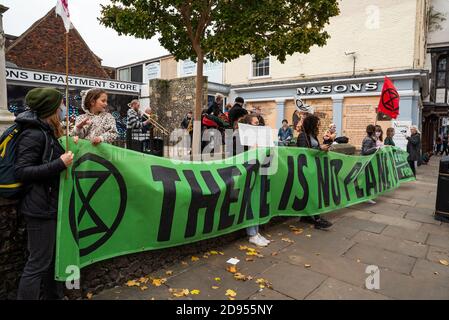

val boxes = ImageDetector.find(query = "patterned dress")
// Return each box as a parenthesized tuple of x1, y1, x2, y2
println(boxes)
(72, 111, 118, 143)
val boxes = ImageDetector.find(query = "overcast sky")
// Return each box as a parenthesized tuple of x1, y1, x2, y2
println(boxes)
(2, 0, 169, 67)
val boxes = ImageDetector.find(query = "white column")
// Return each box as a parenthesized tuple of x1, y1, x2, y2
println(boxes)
(0, 5, 14, 133)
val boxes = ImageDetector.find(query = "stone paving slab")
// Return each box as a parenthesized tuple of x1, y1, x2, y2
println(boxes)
(427, 233, 449, 250)
(351, 231, 428, 258)
(427, 246, 449, 265)
(381, 225, 429, 244)
(259, 261, 327, 300)
(410, 259, 449, 287)
(343, 243, 417, 275)
(249, 288, 294, 300)
(305, 278, 390, 300)
(377, 269, 449, 300)
(277, 248, 369, 287)
(369, 214, 422, 230)
(334, 217, 387, 234)
(404, 212, 441, 225)
(419, 223, 449, 236)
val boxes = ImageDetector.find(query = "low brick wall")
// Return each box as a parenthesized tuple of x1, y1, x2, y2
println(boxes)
(0, 197, 288, 299)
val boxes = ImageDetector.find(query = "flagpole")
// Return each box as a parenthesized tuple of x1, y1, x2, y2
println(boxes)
(65, 30, 69, 179)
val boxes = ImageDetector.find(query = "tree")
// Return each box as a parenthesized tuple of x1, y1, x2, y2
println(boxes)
(100, 0, 340, 158)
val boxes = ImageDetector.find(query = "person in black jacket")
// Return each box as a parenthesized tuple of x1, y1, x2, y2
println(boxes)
(14, 87, 74, 300)
(207, 94, 224, 117)
(406, 125, 421, 177)
(361, 124, 379, 156)
(228, 97, 248, 126)
(295, 114, 333, 229)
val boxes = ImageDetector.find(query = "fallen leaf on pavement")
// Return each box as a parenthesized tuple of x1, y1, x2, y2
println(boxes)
(304, 264, 311, 268)
(212, 286, 219, 290)
(86, 292, 93, 300)
(139, 277, 149, 284)
(255, 278, 272, 289)
(233, 273, 253, 281)
(439, 259, 449, 266)
(169, 288, 190, 297)
(125, 280, 140, 287)
(281, 238, 294, 243)
(306, 234, 312, 238)
(210, 251, 219, 255)
(140, 286, 148, 291)
(191, 256, 200, 262)
(271, 252, 278, 256)
(227, 265, 237, 273)
(165, 270, 173, 276)
(151, 278, 167, 287)
(225, 289, 237, 297)
(245, 257, 254, 262)
(181, 261, 188, 266)
(190, 289, 200, 295)
(214, 277, 221, 282)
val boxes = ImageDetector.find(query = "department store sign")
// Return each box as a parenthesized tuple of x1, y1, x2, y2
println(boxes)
(297, 82, 379, 96)
(6, 67, 140, 94)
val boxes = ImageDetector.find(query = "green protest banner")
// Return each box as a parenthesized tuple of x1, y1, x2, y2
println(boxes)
(55, 139, 414, 280)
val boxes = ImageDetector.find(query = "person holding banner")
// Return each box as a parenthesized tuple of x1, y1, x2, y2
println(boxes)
(14, 88, 74, 300)
(384, 128, 395, 146)
(235, 114, 271, 247)
(72, 89, 118, 145)
(361, 124, 381, 204)
(375, 125, 384, 147)
(406, 125, 421, 177)
(296, 114, 333, 229)
(361, 125, 379, 156)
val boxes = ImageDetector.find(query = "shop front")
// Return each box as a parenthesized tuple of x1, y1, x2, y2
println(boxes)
(6, 67, 142, 139)
(231, 70, 428, 149)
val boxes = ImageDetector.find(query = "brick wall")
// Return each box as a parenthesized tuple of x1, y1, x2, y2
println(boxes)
(6, 8, 109, 79)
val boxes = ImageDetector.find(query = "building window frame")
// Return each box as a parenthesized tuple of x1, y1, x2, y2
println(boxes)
(436, 55, 448, 89)
(249, 56, 271, 79)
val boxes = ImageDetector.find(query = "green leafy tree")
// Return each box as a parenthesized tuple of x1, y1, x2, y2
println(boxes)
(100, 0, 340, 157)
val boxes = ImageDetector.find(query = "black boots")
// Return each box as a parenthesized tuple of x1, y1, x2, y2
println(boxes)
(300, 215, 333, 229)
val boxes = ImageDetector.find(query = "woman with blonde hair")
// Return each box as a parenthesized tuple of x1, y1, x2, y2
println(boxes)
(14, 87, 74, 299)
(72, 88, 118, 145)
(406, 125, 421, 176)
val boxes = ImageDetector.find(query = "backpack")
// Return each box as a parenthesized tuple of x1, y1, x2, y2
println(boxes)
(0, 123, 50, 199)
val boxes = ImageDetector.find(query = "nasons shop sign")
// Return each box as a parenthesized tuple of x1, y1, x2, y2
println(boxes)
(6, 68, 140, 94)
(297, 82, 379, 95)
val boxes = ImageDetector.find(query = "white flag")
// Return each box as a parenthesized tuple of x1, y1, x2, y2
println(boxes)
(55, 0, 71, 33)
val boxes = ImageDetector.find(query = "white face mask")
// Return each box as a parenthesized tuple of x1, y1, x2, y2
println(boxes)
(375, 132, 381, 137)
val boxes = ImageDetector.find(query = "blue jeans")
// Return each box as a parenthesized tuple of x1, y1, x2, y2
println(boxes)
(246, 225, 259, 237)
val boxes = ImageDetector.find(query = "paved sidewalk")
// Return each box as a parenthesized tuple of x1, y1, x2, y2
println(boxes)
(93, 157, 449, 300)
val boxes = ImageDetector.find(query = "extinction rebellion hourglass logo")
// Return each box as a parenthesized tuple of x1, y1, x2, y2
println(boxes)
(69, 153, 127, 257)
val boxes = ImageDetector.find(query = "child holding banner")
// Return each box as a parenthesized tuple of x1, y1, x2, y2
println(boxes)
(72, 88, 118, 145)
(235, 114, 271, 247)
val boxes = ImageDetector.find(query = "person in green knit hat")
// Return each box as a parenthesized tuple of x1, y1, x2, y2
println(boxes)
(14, 87, 74, 300)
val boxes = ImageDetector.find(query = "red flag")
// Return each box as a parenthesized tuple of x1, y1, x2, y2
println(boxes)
(378, 76, 400, 119)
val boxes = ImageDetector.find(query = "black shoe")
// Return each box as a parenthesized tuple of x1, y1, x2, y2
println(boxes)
(313, 217, 333, 229)
(300, 216, 316, 224)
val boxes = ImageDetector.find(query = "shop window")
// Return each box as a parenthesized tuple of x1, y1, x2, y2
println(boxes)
(252, 57, 270, 77)
(118, 68, 130, 81)
(131, 65, 143, 83)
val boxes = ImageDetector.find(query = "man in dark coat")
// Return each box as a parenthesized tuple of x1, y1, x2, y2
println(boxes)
(228, 97, 248, 126)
